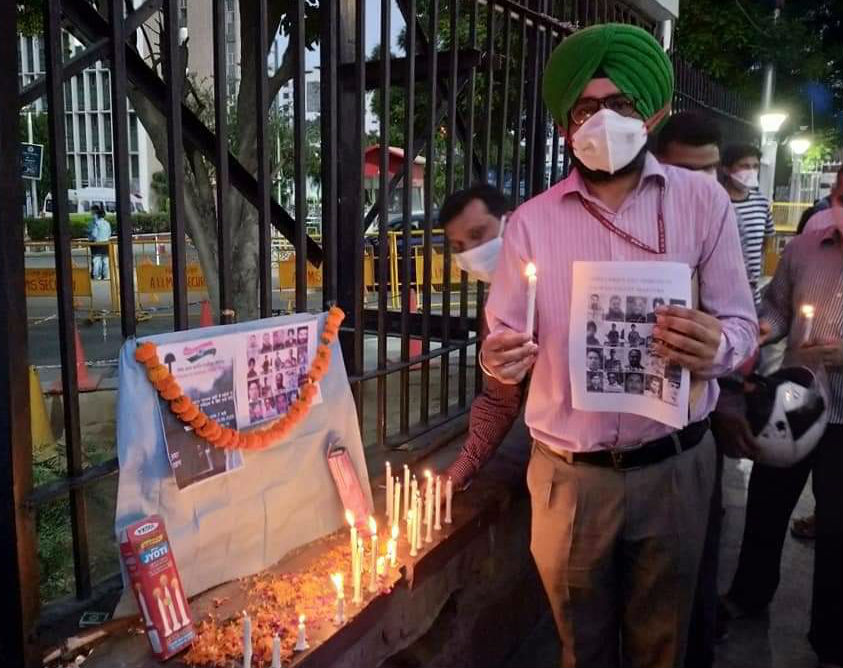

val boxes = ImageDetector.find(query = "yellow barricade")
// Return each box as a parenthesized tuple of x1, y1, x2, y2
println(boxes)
(277, 259, 323, 289)
(414, 249, 462, 292)
(25, 267, 92, 297)
(136, 262, 207, 294)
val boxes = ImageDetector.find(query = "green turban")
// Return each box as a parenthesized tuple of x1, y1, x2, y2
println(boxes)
(542, 23, 674, 129)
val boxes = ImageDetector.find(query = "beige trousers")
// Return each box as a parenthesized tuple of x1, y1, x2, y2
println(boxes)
(528, 433, 716, 668)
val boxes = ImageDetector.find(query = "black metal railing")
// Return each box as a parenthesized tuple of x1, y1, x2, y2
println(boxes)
(1, 1, 756, 663)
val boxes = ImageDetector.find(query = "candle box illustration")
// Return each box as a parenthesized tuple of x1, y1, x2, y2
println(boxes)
(120, 515, 195, 660)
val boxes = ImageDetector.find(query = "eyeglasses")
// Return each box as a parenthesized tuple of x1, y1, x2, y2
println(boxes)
(570, 94, 638, 126)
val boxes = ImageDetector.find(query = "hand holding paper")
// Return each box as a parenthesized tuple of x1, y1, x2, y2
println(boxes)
(652, 305, 723, 373)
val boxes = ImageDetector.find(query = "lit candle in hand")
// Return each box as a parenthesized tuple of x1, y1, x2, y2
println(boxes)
(525, 262, 537, 338)
(330, 574, 345, 625)
(801, 304, 815, 345)
(368, 517, 378, 593)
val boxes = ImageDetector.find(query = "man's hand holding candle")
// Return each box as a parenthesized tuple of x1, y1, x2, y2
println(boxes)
(480, 330, 538, 384)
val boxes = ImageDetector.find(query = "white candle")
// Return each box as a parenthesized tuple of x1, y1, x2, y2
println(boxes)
(161, 580, 181, 631)
(414, 491, 423, 552)
(385, 461, 393, 523)
(368, 517, 378, 593)
(445, 477, 453, 524)
(156, 590, 172, 636)
(410, 475, 418, 515)
(434, 476, 442, 531)
(408, 508, 417, 556)
(403, 465, 411, 519)
(135, 584, 152, 626)
(801, 304, 815, 345)
(525, 262, 537, 337)
(331, 574, 345, 625)
(273, 634, 282, 666)
(393, 480, 401, 532)
(425, 483, 434, 544)
(388, 523, 399, 567)
(377, 556, 386, 579)
(242, 611, 252, 668)
(353, 537, 363, 604)
(171, 577, 190, 626)
(345, 510, 357, 583)
(294, 614, 309, 651)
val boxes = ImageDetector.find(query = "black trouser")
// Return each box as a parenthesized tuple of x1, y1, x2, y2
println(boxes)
(684, 452, 723, 668)
(728, 424, 842, 664)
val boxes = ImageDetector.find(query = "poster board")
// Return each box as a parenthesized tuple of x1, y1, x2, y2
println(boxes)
(114, 311, 370, 613)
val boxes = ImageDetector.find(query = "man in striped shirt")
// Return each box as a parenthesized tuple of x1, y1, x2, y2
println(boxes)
(481, 24, 757, 668)
(722, 144, 776, 302)
(723, 220, 843, 667)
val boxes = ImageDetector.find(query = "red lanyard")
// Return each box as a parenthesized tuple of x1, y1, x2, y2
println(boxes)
(578, 183, 666, 255)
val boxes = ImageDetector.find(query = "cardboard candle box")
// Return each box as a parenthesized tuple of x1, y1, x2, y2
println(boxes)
(120, 515, 195, 660)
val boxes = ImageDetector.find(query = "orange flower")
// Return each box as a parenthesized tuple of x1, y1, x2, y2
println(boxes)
(154, 376, 174, 392)
(161, 381, 182, 401)
(300, 384, 317, 403)
(181, 403, 200, 422)
(204, 421, 222, 442)
(170, 395, 191, 414)
(191, 413, 208, 430)
(135, 342, 157, 364)
(147, 365, 170, 383)
(217, 428, 234, 448)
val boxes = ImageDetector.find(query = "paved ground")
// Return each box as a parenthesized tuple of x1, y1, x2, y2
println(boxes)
(502, 456, 818, 668)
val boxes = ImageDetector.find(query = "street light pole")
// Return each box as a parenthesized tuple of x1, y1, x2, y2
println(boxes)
(759, 2, 783, 201)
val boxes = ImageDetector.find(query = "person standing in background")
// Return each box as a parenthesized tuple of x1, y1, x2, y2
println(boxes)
(721, 144, 775, 303)
(87, 205, 111, 280)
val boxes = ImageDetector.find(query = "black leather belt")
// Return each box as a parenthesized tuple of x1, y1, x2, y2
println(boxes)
(541, 419, 710, 471)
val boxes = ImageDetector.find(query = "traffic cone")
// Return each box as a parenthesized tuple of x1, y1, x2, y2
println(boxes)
(199, 300, 214, 327)
(50, 325, 98, 392)
(29, 366, 55, 457)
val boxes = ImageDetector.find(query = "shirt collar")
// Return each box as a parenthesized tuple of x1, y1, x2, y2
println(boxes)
(558, 152, 666, 202)
(820, 225, 841, 245)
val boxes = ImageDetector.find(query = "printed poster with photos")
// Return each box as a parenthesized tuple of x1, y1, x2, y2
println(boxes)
(569, 261, 692, 429)
(156, 318, 322, 490)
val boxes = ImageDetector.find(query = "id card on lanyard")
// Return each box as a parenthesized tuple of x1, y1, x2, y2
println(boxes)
(578, 183, 667, 255)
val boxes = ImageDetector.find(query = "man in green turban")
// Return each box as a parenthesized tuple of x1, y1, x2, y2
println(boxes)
(480, 23, 758, 668)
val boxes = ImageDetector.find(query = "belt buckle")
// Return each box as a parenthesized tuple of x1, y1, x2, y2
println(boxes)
(610, 449, 626, 469)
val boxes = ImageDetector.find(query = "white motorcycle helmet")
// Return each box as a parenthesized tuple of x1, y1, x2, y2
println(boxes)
(745, 366, 828, 467)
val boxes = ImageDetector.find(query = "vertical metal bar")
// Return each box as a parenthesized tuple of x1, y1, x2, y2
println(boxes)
(523, 6, 539, 198)
(511, 14, 526, 206)
(474, 279, 485, 395)
(420, 0, 438, 424)
(213, 0, 233, 323)
(256, 0, 272, 317)
(292, 0, 307, 312)
(530, 4, 549, 196)
(400, 0, 417, 434)
(337, 0, 366, 424)
(496, 11, 512, 189)
(0, 1, 37, 661)
(376, 0, 391, 446)
(44, 0, 91, 600)
(163, 0, 188, 330)
(459, 1, 478, 408)
(439, 0, 459, 416)
(320, 0, 339, 308)
(108, 0, 136, 337)
(481, 1, 495, 180)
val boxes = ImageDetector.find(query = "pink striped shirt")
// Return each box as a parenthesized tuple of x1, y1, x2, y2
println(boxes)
(802, 207, 841, 235)
(486, 153, 759, 453)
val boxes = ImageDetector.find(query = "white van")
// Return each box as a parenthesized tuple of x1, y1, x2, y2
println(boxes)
(42, 187, 145, 216)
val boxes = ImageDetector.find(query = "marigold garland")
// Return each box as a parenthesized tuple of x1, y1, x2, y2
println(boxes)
(135, 307, 345, 451)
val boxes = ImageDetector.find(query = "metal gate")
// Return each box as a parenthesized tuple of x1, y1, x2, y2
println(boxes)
(0, 1, 755, 663)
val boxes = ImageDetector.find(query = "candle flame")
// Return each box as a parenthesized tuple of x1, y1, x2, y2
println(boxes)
(424, 469, 432, 479)
(330, 572, 343, 593)
(345, 509, 355, 526)
(299, 614, 306, 624)
(525, 262, 537, 278)
(801, 304, 815, 318)
(368, 516, 377, 534)
(407, 509, 414, 520)
(391, 524, 399, 539)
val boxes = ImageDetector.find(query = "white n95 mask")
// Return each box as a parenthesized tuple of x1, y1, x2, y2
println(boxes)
(730, 169, 759, 190)
(454, 216, 506, 284)
(572, 109, 648, 174)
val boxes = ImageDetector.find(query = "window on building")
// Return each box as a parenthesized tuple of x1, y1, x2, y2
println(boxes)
(88, 72, 98, 111)
(80, 155, 89, 187)
(75, 76, 86, 111)
(130, 155, 140, 192)
(129, 114, 138, 152)
(306, 81, 320, 113)
(105, 155, 114, 186)
(101, 72, 110, 110)
(64, 80, 73, 112)
(25, 37, 34, 74)
(103, 114, 112, 152)
(66, 114, 75, 152)
(77, 114, 87, 148)
(38, 38, 45, 74)
(91, 114, 100, 151)
(179, 0, 187, 27)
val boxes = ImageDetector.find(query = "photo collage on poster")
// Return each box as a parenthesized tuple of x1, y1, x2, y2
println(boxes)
(584, 293, 686, 405)
(245, 325, 312, 426)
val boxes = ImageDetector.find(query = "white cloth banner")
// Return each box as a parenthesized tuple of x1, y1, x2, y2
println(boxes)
(113, 311, 370, 615)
